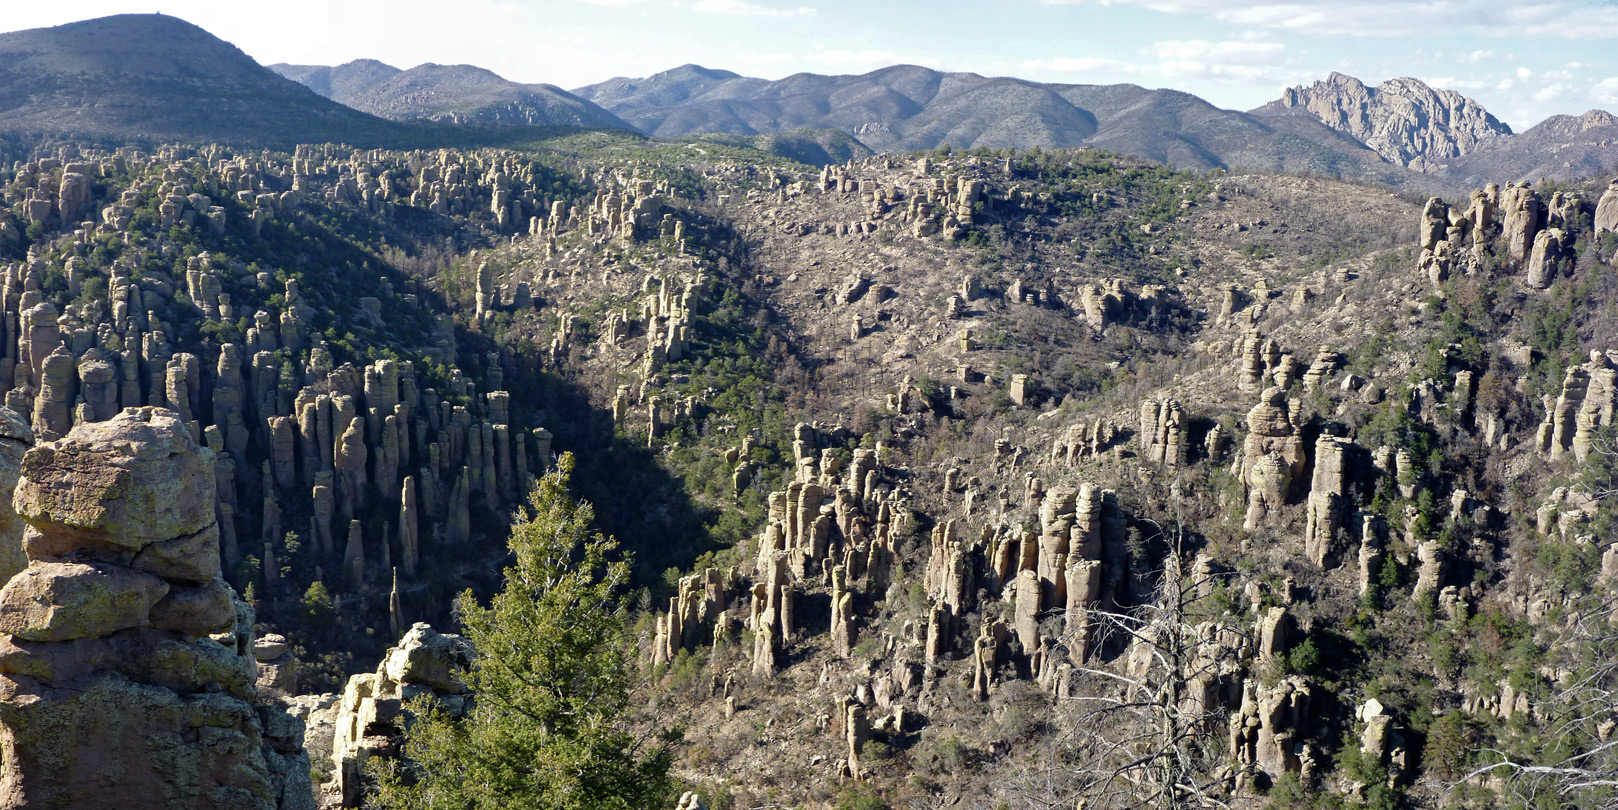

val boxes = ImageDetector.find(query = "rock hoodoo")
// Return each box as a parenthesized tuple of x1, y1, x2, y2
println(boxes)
(0, 407, 311, 810)
(330, 622, 472, 808)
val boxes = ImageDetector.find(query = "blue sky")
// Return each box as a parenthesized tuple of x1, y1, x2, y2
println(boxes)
(8, 0, 1618, 130)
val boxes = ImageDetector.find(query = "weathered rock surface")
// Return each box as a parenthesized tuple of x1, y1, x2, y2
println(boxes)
(0, 407, 311, 810)
(0, 408, 33, 585)
(1261, 72, 1511, 171)
(331, 622, 472, 807)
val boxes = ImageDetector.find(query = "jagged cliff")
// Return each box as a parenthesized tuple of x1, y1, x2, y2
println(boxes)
(1254, 72, 1512, 172)
(0, 407, 311, 809)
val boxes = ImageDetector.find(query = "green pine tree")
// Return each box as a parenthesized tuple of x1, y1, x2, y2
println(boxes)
(372, 453, 676, 810)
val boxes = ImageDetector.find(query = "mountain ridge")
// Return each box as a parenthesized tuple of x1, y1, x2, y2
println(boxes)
(1250, 71, 1514, 171)
(569, 63, 1618, 184)
(0, 14, 417, 147)
(270, 60, 635, 132)
(570, 63, 1418, 186)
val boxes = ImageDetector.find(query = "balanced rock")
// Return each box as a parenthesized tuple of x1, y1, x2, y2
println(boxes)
(332, 622, 473, 807)
(0, 406, 311, 810)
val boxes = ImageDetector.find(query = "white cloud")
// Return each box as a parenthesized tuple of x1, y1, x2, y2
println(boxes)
(1595, 78, 1618, 107)
(1461, 49, 1495, 63)
(733, 51, 796, 66)
(1429, 76, 1492, 91)
(1021, 37, 1303, 91)
(1038, 0, 1618, 39)
(691, 0, 815, 17)
(1534, 83, 1569, 102)
(809, 49, 920, 72)
(1144, 38, 1285, 63)
(570, 0, 648, 6)
(1023, 56, 1139, 74)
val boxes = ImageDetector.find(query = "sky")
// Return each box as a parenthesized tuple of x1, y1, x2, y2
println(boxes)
(5, 0, 1618, 130)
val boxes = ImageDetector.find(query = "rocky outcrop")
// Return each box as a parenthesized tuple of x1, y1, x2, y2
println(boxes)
(1525, 227, 1571, 288)
(1265, 73, 1510, 171)
(1231, 676, 1313, 782)
(0, 407, 311, 810)
(1537, 351, 1618, 460)
(1238, 387, 1304, 530)
(1356, 698, 1406, 793)
(1501, 182, 1544, 263)
(1139, 399, 1186, 469)
(0, 407, 32, 585)
(332, 622, 472, 807)
(1596, 178, 1618, 237)
(1303, 435, 1351, 569)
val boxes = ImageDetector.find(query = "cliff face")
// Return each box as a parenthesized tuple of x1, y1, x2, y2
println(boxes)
(0, 407, 312, 810)
(1255, 72, 1512, 172)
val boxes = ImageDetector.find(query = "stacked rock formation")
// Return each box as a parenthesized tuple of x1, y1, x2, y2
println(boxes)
(1303, 435, 1352, 569)
(1597, 178, 1618, 236)
(0, 407, 311, 809)
(332, 622, 473, 807)
(0, 408, 32, 585)
(1237, 387, 1305, 530)
(0, 144, 570, 620)
(1235, 328, 1282, 392)
(651, 567, 727, 667)
(1410, 180, 1601, 291)
(1139, 398, 1187, 469)
(1537, 350, 1618, 460)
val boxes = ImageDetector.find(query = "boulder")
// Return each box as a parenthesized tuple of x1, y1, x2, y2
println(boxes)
(0, 561, 167, 642)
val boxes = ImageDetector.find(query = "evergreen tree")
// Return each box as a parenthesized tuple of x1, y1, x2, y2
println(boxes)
(373, 453, 676, 810)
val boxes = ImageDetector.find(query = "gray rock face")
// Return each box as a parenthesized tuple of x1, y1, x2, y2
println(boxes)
(1596, 178, 1618, 236)
(0, 407, 34, 586)
(0, 407, 312, 810)
(332, 622, 473, 807)
(1265, 72, 1511, 171)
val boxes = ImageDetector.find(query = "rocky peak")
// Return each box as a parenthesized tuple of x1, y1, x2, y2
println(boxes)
(1261, 72, 1511, 172)
(1579, 109, 1618, 130)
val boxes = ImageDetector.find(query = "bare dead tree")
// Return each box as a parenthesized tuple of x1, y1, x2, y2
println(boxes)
(996, 523, 1248, 810)
(1458, 599, 1618, 809)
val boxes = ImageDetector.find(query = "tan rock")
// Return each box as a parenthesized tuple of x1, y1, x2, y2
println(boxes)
(1304, 436, 1350, 568)
(16, 408, 215, 562)
(148, 577, 236, 637)
(0, 561, 167, 642)
(1596, 179, 1618, 236)
(0, 408, 33, 585)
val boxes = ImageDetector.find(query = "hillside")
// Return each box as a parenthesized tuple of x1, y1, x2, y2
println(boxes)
(0, 126, 1612, 809)
(0, 14, 415, 147)
(5, 11, 1618, 810)
(272, 60, 636, 131)
(1446, 109, 1618, 183)
(270, 58, 403, 101)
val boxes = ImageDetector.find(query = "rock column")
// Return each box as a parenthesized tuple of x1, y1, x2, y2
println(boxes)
(0, 407, 311, 809)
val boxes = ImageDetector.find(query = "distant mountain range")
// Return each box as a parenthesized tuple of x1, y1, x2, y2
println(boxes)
(268, 60, 632, 131)
(0, 13, 1614, 185)
(571, 64, 1408, 184)
(1251, 72, 1618, 184)
(569, 64, 1618, 184)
